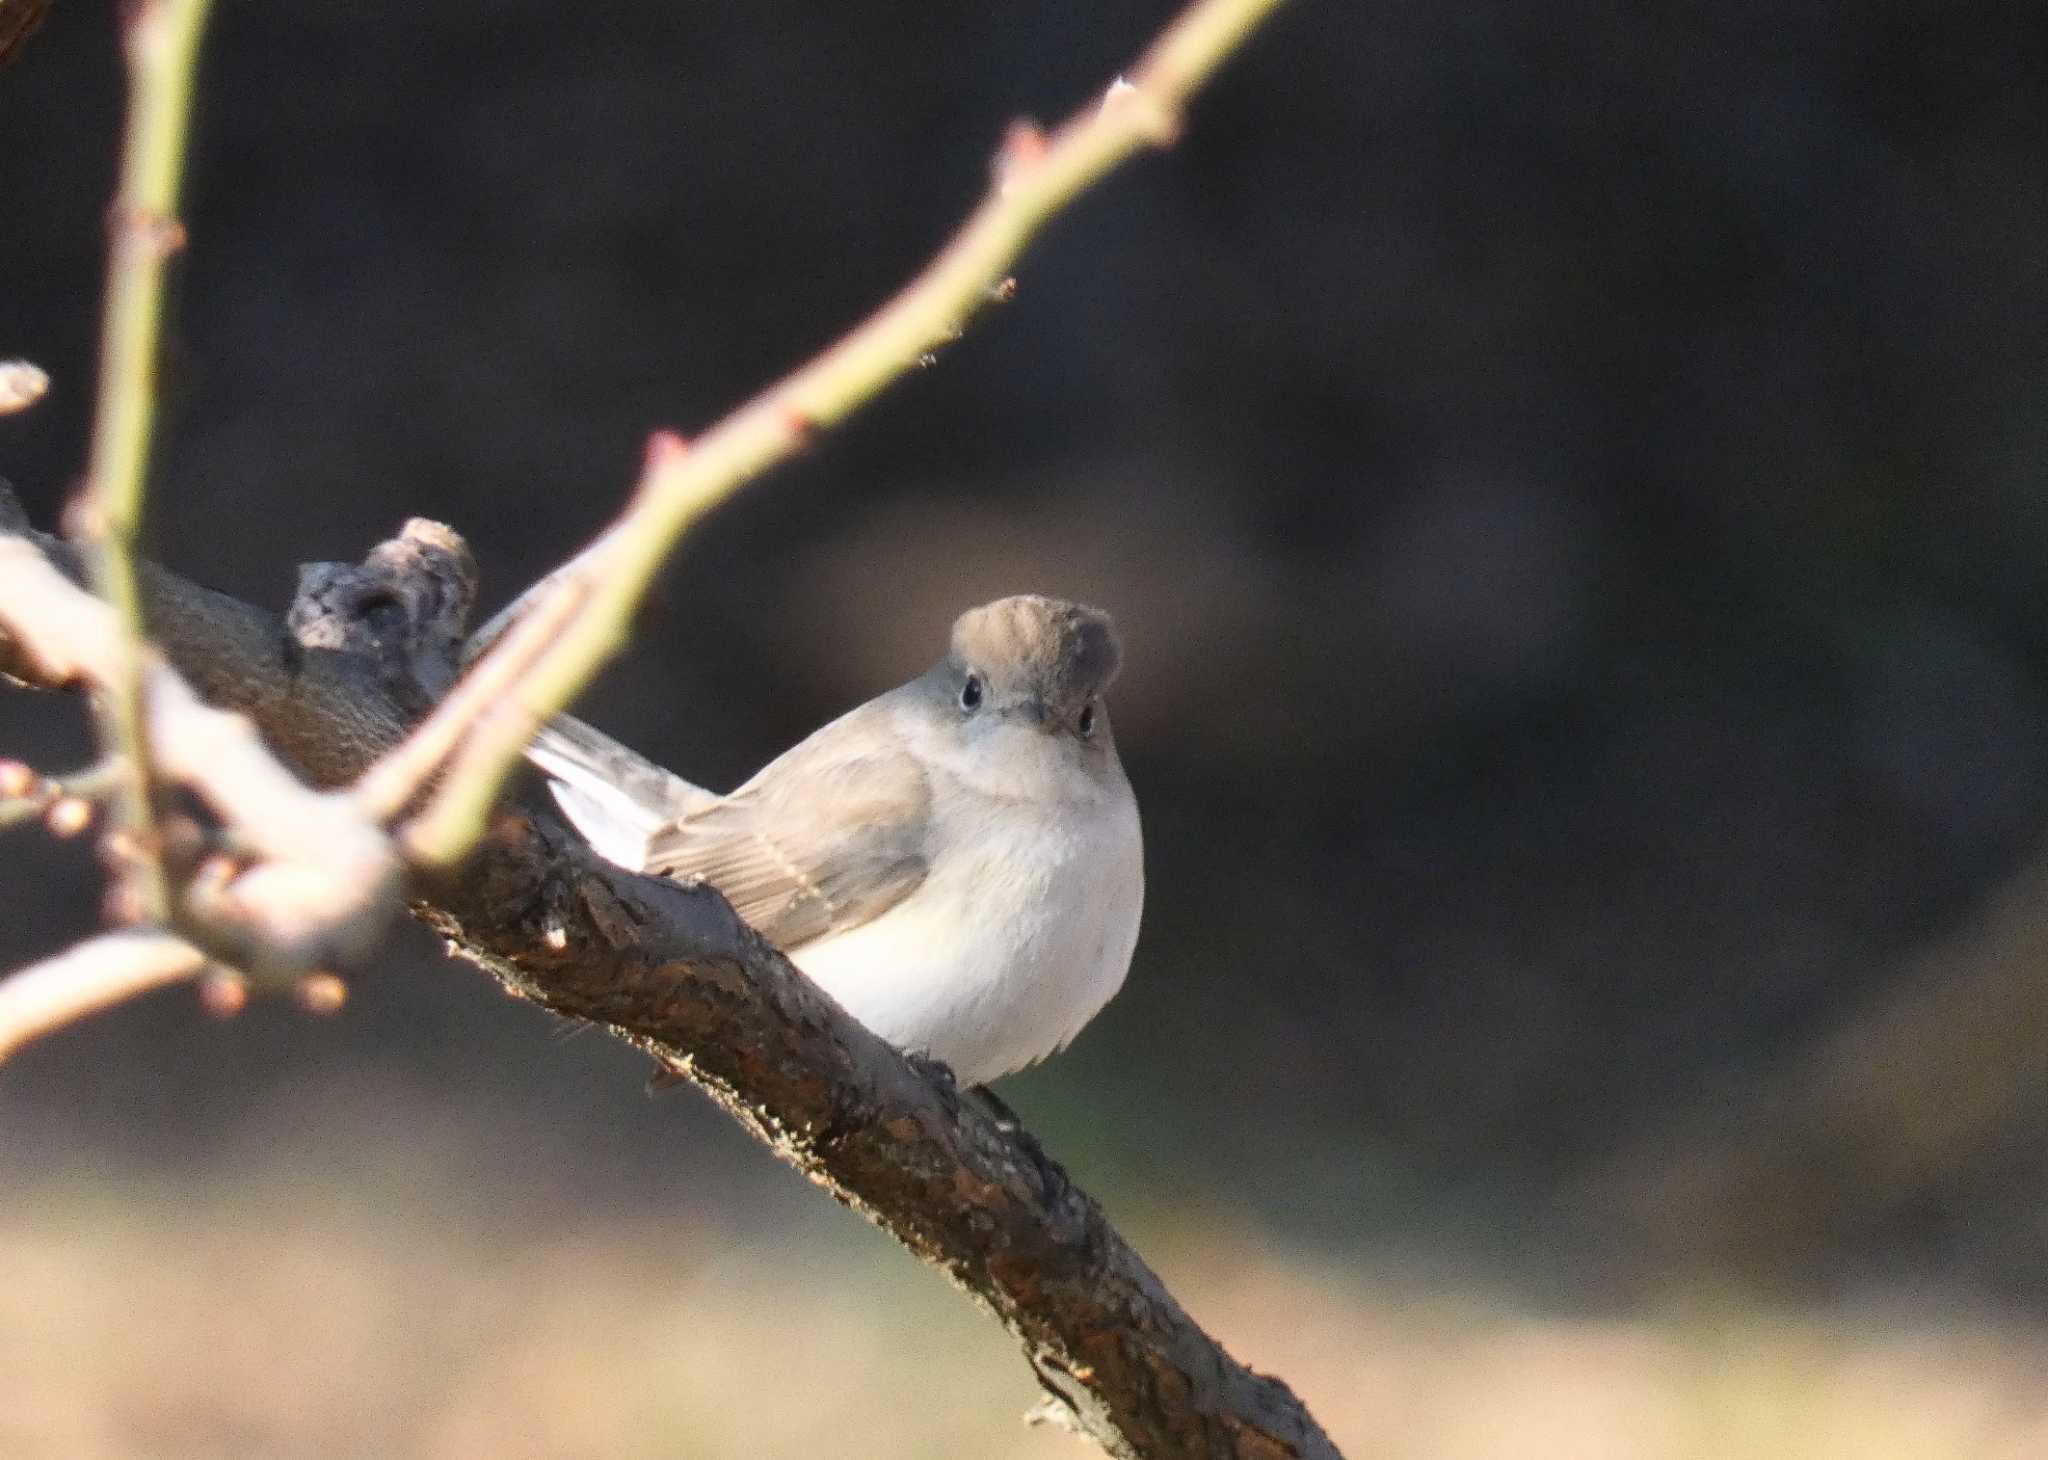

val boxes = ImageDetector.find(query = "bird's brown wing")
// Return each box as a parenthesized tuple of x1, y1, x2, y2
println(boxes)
(641, 701, 932, 951)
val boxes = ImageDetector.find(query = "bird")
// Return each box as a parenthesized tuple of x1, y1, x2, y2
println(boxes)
(525, 594, 1143, 1087)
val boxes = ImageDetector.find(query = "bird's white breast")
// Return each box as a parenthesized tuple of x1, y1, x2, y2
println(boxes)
(788, 711, 1143, 1086)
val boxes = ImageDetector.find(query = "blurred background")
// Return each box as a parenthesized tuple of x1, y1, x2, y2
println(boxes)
(7, 0, 2048, 1455)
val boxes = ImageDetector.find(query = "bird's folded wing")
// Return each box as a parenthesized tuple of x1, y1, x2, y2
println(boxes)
(530, 714, 717, 868)
(643, 706, 931, 952)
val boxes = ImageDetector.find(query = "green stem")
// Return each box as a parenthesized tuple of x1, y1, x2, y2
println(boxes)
(76, 0, 216, 916)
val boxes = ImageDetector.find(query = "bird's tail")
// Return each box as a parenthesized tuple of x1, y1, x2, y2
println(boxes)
(526, 715, 715, 870)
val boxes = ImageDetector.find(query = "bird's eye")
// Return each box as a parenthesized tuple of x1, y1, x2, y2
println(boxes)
(960, 673, 984, 712)
(1076, 702, 1097, 737)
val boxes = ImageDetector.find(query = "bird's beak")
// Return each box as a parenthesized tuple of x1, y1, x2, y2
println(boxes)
(1003, 698, 1054, 733)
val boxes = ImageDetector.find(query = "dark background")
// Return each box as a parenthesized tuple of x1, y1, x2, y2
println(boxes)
(6, 0, 2048, 1403)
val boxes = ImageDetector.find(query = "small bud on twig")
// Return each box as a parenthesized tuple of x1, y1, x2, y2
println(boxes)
(188, 852, 242, 900)
(1099, 75, 1179, 143)
(295, 972, 348, 1015)
(643, 429, 691, 472)
(197, 969, 247, 1018)
(60, 496, 109, 540)
(0, 360, 49, 416)
(995, 120, 1049, 195)
(46, 797, 95, 837)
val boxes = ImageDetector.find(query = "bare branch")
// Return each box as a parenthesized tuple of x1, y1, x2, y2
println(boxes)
(0, 930, 207, 1062)
(71, 0, 218, 919)
(405, 0, 1291, 865)
(0, 758, 122, 830)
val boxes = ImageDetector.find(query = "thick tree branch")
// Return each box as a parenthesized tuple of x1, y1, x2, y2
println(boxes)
(0, 499, 1341, 1459)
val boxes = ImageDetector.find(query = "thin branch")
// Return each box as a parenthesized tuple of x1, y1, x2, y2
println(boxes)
(71, 0, 217, 918)
(402, 0, 1289, 865)
(0, 759, 122, 830)
(0, 930, 207, 1063)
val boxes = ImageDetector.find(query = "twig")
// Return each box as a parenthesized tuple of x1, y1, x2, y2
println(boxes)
(0, 930, 208, 1063)
(403, 0, 1290, 864)
(0, 759, 123, 830)
(70, 0, 217, 917)
(0, 359, 49, 415)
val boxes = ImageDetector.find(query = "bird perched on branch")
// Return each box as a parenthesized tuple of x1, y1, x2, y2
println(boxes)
(526, 595, 1143, 1087)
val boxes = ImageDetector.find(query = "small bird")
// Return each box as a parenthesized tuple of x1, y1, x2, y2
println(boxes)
(526, 595, 1143, 1087)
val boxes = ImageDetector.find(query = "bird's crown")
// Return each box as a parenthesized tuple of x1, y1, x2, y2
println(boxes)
(949, 595, 1121, 712)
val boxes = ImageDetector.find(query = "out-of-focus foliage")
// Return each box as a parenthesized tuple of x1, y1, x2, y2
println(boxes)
(8, 1159, 2048, 1460)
